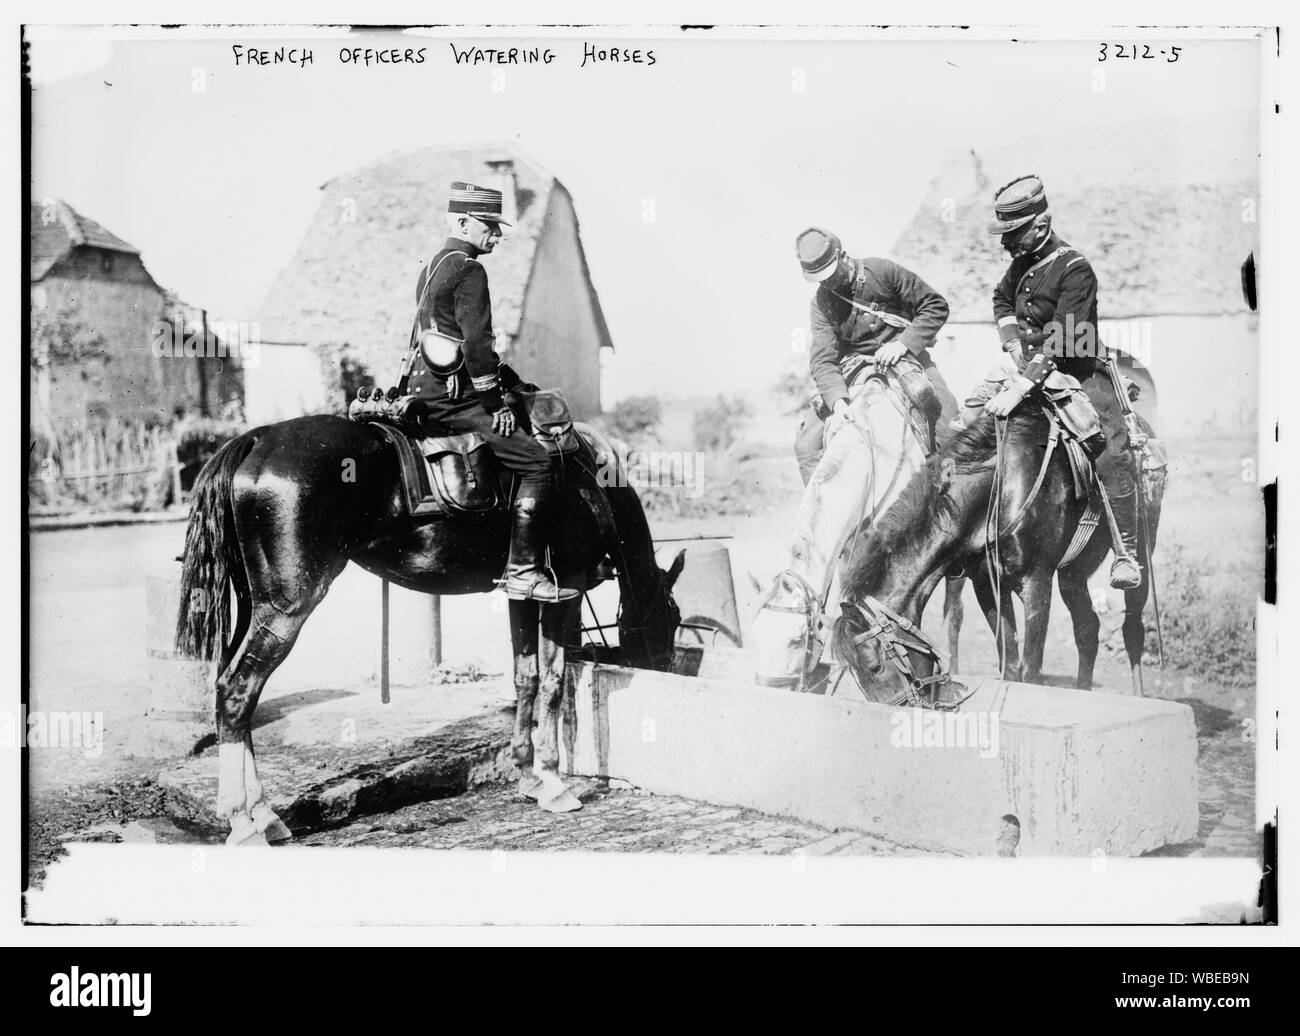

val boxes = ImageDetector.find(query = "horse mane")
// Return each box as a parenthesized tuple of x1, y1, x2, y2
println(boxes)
(843, 409, 1048, 594)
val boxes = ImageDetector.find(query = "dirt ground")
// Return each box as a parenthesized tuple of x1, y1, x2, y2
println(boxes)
(25, 427, 1264, 885)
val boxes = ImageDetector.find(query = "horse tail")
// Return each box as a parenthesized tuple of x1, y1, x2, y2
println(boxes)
(175, 430, 260, 661)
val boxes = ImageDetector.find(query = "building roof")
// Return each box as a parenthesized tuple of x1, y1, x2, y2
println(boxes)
(30, 199, 143, 281)
(258, 144, 592, 378)
(891, 116, 1259, 322)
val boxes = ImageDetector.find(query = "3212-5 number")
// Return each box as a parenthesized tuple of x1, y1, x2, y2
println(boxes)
(1099, 43, 1182, 63)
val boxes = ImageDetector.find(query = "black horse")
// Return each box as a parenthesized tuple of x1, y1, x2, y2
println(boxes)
(834, 406, 1163, 701)
(175, 414, 683, 844)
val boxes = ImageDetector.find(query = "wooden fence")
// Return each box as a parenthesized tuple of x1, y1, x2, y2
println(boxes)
(29, 420, 179, 511)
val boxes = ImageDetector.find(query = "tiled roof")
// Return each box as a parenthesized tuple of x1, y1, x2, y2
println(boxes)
(30, 199, 142, 281)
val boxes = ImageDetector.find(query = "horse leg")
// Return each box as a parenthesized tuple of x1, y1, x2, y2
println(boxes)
(942, 574, 965, 674)
(558, 601, 582, 774)
(1057, 567, 1101, 689)
(508, 598, 543, 799)
(1019, 570, 1054, 685)
(971, 565, 1021, 680)
(535, 599, 582, 813)
(216, 600, 318, 845)
(1122, 579, 1152, 697)
(243, 734, 292, 843)
(214, 555, 291, 842)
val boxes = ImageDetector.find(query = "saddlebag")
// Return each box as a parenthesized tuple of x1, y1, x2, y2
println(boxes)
(518, 388, 581, 455)
(420, 433, 506, 514)
(1042, 371, 1104, 452)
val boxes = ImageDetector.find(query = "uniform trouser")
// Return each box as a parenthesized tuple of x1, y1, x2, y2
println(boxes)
(1077, 368, 1136, 499)
(793, 352, 959, 485)
(423, 394, 552, 487)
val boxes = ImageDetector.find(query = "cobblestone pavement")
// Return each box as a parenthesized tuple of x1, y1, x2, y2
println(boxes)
(297, 781, 918, 856)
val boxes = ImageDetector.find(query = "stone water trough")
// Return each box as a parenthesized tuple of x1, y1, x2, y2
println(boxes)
(560, 645, 1198, 857)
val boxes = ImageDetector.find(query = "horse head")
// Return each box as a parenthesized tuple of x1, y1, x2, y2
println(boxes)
(752, 570, 826, 689)
(831, 595, 954, 706)
(618, 548, 684, 670)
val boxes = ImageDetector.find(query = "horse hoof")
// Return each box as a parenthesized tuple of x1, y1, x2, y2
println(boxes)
(226, 820, 270, 847)
(251, 804, 293, 844)
(516, 774, 544, 801)
(539, 789, 583, 813)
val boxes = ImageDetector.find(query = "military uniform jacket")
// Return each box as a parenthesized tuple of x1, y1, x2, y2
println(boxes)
(992, 232, 1100, 381)
(409, 238, 510, 412)
(809, 257, 950, 408)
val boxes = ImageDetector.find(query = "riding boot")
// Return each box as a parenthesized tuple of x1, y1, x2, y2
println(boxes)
(1107, 488, 1143, 591)
(504, 479, 579, 603)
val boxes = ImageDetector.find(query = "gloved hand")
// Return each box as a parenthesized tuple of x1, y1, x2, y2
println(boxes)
(1006, 344, 1025, 372)
(984, 375, 1035, 418)
(491, 406, 517, 437)
(823, 399, 855, 443)
(873, 341, 910, 370)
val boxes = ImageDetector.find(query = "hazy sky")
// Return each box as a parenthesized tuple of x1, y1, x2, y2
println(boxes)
(29, 27, 1263, 399)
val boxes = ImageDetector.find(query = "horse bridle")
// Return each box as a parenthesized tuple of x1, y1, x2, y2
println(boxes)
(838, 594, 966, 709)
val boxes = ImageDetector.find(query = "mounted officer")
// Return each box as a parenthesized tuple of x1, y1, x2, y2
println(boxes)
(399, 181, 578, 603)
(793, 228, 958, 484)
(979, 174, 1142, 590)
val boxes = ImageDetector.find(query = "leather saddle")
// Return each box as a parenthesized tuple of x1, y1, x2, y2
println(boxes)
(350, 387, 583, 521)
(842, 355, 942, 454)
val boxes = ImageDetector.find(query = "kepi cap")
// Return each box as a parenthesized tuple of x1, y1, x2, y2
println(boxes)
(448, 181, 512, 226)
(796, 227, 843, 282)
(987, 175, 1049, 234)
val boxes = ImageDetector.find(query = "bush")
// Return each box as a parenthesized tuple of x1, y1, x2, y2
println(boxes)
(692, 394, 750, 453)
(772, 365, 812, 417)
(1136, 540, 1256, 686)
(608, 394, 662, 442)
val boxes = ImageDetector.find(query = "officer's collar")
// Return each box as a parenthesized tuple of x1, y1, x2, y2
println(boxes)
(1027, 232, 1062, 260)
(443, 236, 481, 258)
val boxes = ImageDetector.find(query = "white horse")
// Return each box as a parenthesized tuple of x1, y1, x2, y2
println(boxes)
(752, 370, 947, 688)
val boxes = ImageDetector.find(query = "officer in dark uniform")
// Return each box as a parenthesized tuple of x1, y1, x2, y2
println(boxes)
(793, 227, 959, 484)
(981, 175, 1142, 590)
(401, 181, 577, 603)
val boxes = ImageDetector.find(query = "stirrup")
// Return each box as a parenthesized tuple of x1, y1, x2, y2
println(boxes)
(503, 572, 579, 603)
(1109, 555, 1142, 591)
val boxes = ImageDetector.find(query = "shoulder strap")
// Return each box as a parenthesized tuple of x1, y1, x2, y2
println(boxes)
(826, 262, 914, 329)
(398, 251, 469, 391)
(410, 251, 473, 346)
